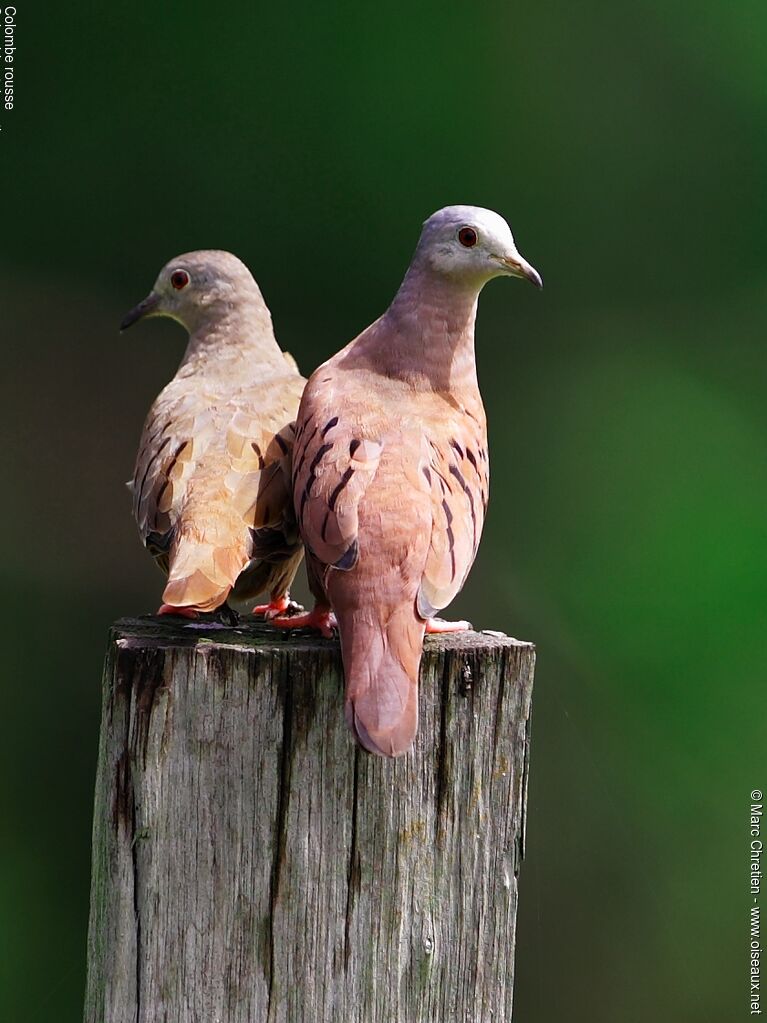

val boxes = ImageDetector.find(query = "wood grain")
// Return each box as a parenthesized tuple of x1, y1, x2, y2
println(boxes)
(84, 617, 535, 1023)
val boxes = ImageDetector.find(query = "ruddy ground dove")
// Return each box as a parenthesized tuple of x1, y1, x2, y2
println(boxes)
(277, 207, 541, 756)
(122, 250, 305, 617)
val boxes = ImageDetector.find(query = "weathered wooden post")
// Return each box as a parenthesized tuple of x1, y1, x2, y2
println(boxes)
(84, 617, 535, 1023)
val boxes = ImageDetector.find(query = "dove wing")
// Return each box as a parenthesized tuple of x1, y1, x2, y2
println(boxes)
(132, 372, 304, 597)
(131, 388, 202, 567)
(415, 412, 489, 619)
(292, 372, 383, 573)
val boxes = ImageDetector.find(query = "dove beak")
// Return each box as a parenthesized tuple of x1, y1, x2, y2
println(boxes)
(498, 254, 543, 289)
(120, 293, 160, 331)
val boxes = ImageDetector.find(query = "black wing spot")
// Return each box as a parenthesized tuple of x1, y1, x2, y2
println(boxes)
(450, 438, 464, 458)
(466, 448, 479, 472)
(294, 424, 319, 477)
(445, 522, 457, 579)
(322, 416, 339, 437)
(328, 466, 355, 511)
(148, 418, 172, 446)
(251, 441, 265, 469)
(309, 442, 333, 476)
(137, 435, 171, 506)
(422, 466, 432, 485)
(274, 432, 289, 455)
(302, 442, 334, 520)
(448, 464, 467, 490)
(349, 438, 361, 458)
(450, 464, 478, 547)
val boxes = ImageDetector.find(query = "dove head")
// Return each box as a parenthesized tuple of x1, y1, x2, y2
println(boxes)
(412, 206, 542, 289)
(120, 250, 273, 335)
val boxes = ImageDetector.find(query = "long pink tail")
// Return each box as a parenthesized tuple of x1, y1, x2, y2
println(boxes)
(339, 604, 425, 757)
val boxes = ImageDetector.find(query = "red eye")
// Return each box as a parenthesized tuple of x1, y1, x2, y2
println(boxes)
(170, 269, 190, 290)
(458, 227, 478, 248)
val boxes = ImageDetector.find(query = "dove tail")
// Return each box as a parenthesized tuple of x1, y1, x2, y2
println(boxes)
(161, 526, 249, 613)
(339, 604, 425, 758)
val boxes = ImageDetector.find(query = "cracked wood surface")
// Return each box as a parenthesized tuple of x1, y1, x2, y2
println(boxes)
(84, 617, 535, 1023)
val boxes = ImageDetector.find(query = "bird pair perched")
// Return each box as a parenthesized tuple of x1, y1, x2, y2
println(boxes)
(122, 205, 541, 758)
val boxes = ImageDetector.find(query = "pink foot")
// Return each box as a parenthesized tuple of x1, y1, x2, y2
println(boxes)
(272, 606, 337, 639)
(157, 604, 199, 619)
(252, 595, 303, 620)
(425, 617, 472, 634)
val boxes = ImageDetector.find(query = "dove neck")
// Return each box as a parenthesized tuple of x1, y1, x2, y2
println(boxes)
(181, 299, 285, 370)
(375, 266, 481, 393)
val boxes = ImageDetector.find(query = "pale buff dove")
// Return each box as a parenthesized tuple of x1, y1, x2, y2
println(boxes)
(121, 250, 306, 617)
(275, 207, 541, 756)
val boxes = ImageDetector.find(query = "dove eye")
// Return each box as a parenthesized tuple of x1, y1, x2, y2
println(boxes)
(458, 227, 478, 248)
(170, 269, 190, 290)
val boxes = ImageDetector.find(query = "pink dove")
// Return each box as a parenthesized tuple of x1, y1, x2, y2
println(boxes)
(276, 207, 541, 756)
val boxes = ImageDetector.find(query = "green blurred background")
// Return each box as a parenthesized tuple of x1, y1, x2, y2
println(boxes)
(2, 2, 765, 1019)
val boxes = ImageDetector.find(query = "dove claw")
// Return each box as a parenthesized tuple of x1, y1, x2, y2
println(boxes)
(425, 617, 473, 634)
(271, 606, 337, 638)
